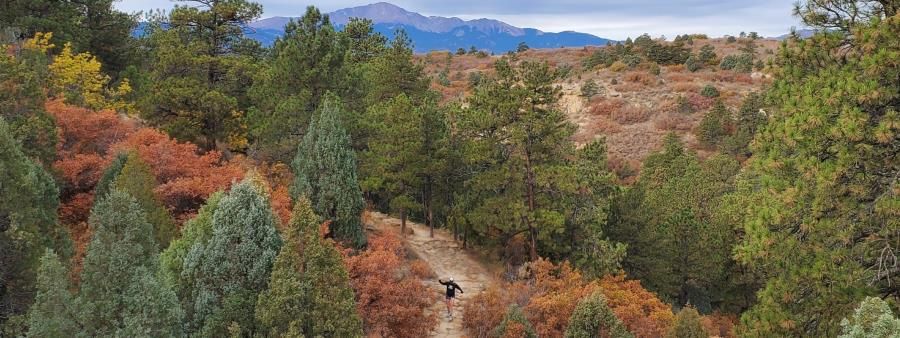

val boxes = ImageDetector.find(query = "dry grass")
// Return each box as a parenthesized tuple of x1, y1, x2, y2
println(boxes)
(623, 71, 654, 86)
(672, 82, 699, 93)
(666, 72, 694, 83)
(409, 259, 436, 279)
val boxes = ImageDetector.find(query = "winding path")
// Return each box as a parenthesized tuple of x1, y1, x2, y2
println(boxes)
(366, 212, 498, 338)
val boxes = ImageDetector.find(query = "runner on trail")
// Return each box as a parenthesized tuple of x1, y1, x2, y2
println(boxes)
(439, 277, 463, 317)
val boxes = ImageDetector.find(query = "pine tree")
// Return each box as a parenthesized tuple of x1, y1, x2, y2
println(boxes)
(185, 177, 282, 336)
(456, 59, 592, 260)
(366, 29, 430, 105)
(254, 198, 318, 337)
(565, 292, 633, 338)
(78, 190, 181, 336)
(292, 94, 366, 248)
(0, 49, 57, 164)
(722, 92, 765, 156)
(696, 100, 732, 148)
(249, 5, 348, 161)
(736, 13, 900, 336)
(361, 94, 425, 236)
(493, 305, 538, 338)
(143, 0, 262, 150)
(25, 250, 77, 337)
(113, 152, 177, 249)
(568, 140, 625, 278)
(608, 134, 738, 310)
(667, 306, 707, 338)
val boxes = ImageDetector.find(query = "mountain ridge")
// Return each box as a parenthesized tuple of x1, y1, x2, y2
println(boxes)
(246, 2, 612, 53)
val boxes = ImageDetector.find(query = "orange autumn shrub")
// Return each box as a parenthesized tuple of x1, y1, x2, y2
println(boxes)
(524, 259, 597, 338)
(51, 100, 135, 225)
(462, 286, 517, 338)
(598, 274, 675, 338)
(701, 311, 737, 338)
(111, 128, 243, 222)
(345, 233, 437, 338)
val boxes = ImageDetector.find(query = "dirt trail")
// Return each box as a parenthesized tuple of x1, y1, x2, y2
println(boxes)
(366, 212, 498, 338)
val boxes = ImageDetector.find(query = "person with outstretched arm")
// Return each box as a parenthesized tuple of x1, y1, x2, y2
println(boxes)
(439, 277, 463, 318)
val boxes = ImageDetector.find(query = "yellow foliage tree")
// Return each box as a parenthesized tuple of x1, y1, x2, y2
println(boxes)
(23, 32, 54, 53)
(48, 43, 133, 113)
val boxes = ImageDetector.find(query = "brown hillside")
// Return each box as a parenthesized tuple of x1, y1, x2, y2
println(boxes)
(419, 37, 781, 181)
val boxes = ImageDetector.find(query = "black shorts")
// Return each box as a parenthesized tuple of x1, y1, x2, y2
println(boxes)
(445, 294, 455, 300)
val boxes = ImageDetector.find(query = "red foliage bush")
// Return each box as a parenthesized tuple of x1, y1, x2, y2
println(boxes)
(111, 128, 243, 221)
(345, 233, 437, 338)
(50, 100, 244, 272)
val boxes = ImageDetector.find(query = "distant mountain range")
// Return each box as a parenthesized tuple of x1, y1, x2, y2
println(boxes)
(244, 2, 612, 53)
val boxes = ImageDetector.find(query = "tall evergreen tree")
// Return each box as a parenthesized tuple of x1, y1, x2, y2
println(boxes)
(77, 190, 181, 336)
(159, 192, 223, 323)
(297, 216, 363, 336)
(249, 6, 348, 161)
(608, 135, 738, 310)
(567, 139, 625, 278)
(0, 46, 56, 164)
(361, 94, 424, 236)
(722, 92, 766, 157)
(365, 29, 430, 105)
(113, 152, 177, 249)
(254, 198, 318, 337)
(25, 250, 77, 337)
(0, 118, 70, 325)
(142, 0, 263, 150)
(185, 177, 282, 336)
(292, 94, 366, 248)
(736, 12, 899, 336)
(455, 59, 579, 259)
(564, 292, 633, 338)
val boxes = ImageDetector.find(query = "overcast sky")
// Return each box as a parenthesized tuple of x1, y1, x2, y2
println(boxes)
(115, 0, 803, 40)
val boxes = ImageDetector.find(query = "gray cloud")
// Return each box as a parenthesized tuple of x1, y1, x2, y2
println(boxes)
(115, 0, 802, 39)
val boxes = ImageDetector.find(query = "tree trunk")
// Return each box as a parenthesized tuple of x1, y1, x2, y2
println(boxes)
(424, 178, 434, 238)
(400, 208, 406, 237)
(523, 148, 538, 261)
(462, 220, 469, 249)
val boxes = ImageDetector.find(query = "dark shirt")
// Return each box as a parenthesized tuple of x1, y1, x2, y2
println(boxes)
(439, 280, 463, 298)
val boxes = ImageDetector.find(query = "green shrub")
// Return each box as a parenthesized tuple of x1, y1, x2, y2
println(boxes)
(685, 55, 701, 72)
(700, 84, 719, 98)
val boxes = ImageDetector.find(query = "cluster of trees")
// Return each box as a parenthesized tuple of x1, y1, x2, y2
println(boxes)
(583, 33, 692, 70)
(1, 0, 898, 336)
